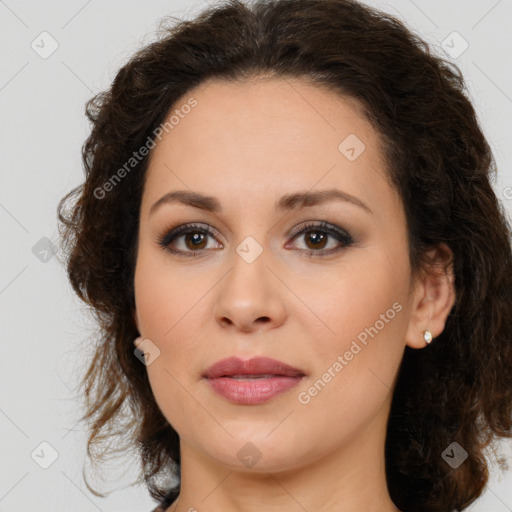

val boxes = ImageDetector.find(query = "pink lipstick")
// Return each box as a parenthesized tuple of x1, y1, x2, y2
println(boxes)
(203, 356, 305, 405)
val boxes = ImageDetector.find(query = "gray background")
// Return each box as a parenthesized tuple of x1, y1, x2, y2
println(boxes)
(1, 0, 512, 511)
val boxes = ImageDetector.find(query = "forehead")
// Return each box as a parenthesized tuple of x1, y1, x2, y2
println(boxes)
(141, 77, 402, 222)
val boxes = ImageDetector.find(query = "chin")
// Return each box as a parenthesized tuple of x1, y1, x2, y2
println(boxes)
(199, 432, 311, 474)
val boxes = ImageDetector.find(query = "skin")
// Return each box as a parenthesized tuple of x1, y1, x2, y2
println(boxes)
(133, 76, 456, 512)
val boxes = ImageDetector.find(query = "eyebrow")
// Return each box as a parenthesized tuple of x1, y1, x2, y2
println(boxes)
(149, 188, 373, 216)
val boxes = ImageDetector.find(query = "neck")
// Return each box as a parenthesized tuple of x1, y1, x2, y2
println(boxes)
(167, 396, 403, 512)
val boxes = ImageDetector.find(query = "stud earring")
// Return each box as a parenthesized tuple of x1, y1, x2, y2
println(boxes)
(423, 329, 433, 344)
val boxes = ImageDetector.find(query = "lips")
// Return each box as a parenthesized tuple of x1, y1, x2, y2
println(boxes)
(203, 356, 305, 379)
(203, 357, 306, 405)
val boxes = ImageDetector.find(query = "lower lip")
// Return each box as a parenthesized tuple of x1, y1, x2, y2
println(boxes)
(206, 376, 304, 405)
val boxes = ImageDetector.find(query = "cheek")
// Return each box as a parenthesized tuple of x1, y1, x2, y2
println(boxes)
(133, 251, 207, 428)
(134, 246, 200, 340)
(133, 248, 215, 385)
(293, 289, 407, 443)
(296, 248, 408, 342)
(293, 249, 410, 399)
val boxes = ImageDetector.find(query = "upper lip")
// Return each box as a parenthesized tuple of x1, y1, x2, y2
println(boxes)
(203, 356, 306, 379)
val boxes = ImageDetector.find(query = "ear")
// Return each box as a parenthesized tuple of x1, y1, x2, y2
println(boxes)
(405, 242, 456, 349)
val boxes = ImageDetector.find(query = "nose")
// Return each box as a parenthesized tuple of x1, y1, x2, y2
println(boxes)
(212, 246, 286, 333)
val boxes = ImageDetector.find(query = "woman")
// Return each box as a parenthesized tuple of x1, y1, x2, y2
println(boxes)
(57, 0, 512, 511)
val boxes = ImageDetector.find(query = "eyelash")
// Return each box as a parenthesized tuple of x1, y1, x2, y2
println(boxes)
(156, 221, 354, 258)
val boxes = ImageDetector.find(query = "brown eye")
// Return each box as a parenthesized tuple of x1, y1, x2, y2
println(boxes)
(303, 230, 328, 250)
(183, 232, 208, 250)
(157, 223, 222, 257)
(289, 221, 354, 257)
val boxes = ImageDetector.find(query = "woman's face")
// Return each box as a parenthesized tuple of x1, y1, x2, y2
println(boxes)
(133, 77, 418, 473)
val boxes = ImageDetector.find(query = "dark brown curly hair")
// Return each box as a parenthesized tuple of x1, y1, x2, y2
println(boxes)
(57, 0, 512, 511)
